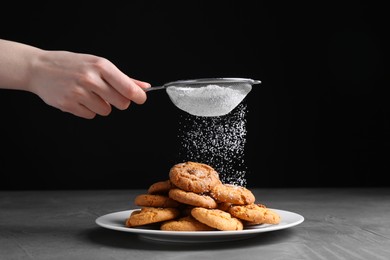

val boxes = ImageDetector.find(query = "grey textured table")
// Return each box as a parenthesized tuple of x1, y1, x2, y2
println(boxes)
(1, 188, 389, 260)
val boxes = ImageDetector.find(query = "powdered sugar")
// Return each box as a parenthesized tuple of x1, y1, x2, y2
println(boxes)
(166, 84, 252, 117)
(177, 103, 249, 186)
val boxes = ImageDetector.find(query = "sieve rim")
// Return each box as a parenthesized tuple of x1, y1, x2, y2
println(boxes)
(163, 78, 261, 87)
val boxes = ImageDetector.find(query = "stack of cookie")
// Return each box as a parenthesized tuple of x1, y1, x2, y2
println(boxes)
(125, 161, 280, 231)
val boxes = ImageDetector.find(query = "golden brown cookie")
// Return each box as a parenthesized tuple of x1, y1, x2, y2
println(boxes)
(210, 183, 255, 205)
(191, 207, 243, 231)
(168, 188, 218, 209)
(217, 202, 233, 212)
(134, 194, 181, 208)
(125, 207, 180, 227)
(147, 180, 174, 194)
(160, 215, 216, 231)
(262, 208, 281, 225)
(229, 204, 281, 225)
(169, 161, 221, 193)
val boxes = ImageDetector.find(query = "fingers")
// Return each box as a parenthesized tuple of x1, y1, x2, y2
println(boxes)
(68, 72, 144, 118)
(78, 71, 131, 111)
(70, 104, 97, 119)
(73, 58, 149, 117)
(98, 59, 150, 104)
(66, 55, 151, 118)
(57, 87, 112, 119)
(132, 79, 151, 90)
(82, 91, 112, 116)
(30, 50, 150, 119)
(96, 81, 132, 110)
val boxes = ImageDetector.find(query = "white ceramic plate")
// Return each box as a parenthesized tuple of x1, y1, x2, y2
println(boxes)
(95, 208, 304, 243)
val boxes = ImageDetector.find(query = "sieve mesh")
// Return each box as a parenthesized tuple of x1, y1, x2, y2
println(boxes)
(148, 78, 261, 117)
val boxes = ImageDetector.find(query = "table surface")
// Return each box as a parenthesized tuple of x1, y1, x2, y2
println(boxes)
(1, 188, 389, 260)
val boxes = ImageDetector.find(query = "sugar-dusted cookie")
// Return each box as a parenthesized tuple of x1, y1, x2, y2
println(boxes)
(134, 194, 181, 208)
(191, 207, 243, 231)
(161, 215, 216, 231)
(210, 183, 255, 205)
(125, 207, 180, 227)
(169, 161, 221, 193)
(168, 188, 218, 209)
(147, 180, 174, 195)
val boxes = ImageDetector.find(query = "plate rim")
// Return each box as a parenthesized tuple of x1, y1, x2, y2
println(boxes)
(95, 208, 304, 237)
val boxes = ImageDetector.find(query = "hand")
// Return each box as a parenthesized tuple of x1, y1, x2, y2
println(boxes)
(29, 50, 150, 119)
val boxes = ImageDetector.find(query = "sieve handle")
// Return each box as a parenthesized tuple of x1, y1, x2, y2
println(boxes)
(145, 85, 166, 92)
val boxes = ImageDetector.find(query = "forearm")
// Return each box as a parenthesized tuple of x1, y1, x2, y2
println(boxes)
(0, 39, 42, 91)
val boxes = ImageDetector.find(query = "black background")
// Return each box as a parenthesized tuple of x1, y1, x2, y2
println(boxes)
(0, 1, 388, 189)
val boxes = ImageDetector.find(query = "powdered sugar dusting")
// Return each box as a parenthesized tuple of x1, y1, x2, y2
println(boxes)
(177, 103, 249, 186)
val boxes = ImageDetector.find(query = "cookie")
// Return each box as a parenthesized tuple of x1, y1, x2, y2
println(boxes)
(229, 204, 280, 225)
(168, 188, 218, 209)
(147, 180, 174, 194)
(217, 202, 233, 212)
(125, 207, 180, 227)
(210, 183, 255, 205)
(169, 161, 221, 193)
(134, 194, 181, 208)
(191, 207, 243, 231)
(261, 208, 281, 225)
(160, 215, 216, 231)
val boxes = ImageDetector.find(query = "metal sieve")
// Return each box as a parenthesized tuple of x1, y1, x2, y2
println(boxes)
(147, 78, 261, 117)
(146, 78, 261, 92)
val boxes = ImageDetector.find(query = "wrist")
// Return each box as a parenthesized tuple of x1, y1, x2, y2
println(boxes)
(25, 47, 46, 94)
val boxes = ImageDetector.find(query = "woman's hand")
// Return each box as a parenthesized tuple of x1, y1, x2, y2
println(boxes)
(0, 39, 150, 119)
(29, 50, 150, 119)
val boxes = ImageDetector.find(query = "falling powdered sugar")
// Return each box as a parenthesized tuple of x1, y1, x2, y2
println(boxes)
(177, 103, 249, 186)
(166, 84, 252, 117)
